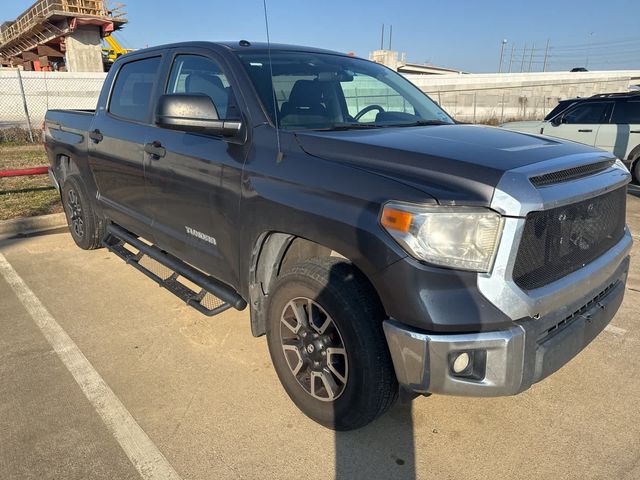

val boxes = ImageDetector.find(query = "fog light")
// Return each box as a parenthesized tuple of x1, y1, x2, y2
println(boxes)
(452, 352, 470, 374)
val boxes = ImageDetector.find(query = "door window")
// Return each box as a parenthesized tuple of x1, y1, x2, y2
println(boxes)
(562, 102, 610, 124)
(611, 101, 640, 124)
(109, 56, 161, 123)
(166, 55, 237, 119)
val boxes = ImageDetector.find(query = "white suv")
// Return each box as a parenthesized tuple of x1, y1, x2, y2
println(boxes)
(501, 92, 640, 182)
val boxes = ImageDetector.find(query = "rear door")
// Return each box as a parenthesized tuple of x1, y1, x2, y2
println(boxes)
(597, 99, 640, 159)
(143, 49, 247, 286)
(89, 54, 163, 239)
(543, 101, 612, 147)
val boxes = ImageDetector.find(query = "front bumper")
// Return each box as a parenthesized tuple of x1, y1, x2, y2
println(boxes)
(383, 255, 629, 396)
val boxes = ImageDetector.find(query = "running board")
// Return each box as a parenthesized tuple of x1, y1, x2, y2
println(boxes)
(103, 223, 247, 316)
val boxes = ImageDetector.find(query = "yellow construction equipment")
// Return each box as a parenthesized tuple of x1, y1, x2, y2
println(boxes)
(102, 33, 133, 68)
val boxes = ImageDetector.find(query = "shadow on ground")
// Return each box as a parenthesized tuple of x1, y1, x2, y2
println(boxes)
(335, 402, 416, 479)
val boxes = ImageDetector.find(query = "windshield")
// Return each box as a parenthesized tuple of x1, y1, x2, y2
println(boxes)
(237, 51, 454, 131)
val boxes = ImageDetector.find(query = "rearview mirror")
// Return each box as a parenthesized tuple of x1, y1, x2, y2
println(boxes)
(155, 94, 243, 138)
(317, 70, 354, 82)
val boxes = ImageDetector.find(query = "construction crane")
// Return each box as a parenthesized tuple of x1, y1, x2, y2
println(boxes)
(102, 33, 133, 69)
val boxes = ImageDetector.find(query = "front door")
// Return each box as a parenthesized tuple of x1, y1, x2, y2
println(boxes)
(144, 51, 247, 287)
(542, 101, 612, 147)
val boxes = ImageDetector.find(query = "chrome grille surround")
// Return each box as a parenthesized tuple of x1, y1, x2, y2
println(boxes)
(478, 153, 632, 320)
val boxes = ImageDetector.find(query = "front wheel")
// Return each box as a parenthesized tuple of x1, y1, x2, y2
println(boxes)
(266, 257, 398, 430)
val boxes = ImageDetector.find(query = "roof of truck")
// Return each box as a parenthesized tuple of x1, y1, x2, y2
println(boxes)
(128, 40, 347, 57)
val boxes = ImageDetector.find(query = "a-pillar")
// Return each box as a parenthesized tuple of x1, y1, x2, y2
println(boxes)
(64, 25, 104, 72)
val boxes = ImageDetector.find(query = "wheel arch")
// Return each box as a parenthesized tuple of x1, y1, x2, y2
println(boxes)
(628, 143, 640, 161)
(52, 153, 105, 217)
(52, 153, 79, 185)
(248, 231, 384, 337)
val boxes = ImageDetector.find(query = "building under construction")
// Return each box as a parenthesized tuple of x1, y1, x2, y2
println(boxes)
(0, 0, 127, 72)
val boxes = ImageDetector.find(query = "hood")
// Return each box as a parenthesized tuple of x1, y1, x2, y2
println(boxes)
(295, 124, 599, 205)
(500, 120, 545, 129)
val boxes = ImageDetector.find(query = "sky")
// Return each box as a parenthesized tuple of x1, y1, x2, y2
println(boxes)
(2, 0, 640, 72)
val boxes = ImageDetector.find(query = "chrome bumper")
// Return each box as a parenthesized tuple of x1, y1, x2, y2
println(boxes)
(479, 155, 631, 320)
(383, 321, 525, 396)
(383, 253, 629, 397)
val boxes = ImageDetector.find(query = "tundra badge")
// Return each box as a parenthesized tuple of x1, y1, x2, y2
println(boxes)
(185, 226, 217, 246)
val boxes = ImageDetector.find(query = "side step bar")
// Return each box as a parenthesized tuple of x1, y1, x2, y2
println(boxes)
(103, 223, 247, 316)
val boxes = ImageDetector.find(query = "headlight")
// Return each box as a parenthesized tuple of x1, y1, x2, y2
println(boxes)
(380, 202, 503, 272)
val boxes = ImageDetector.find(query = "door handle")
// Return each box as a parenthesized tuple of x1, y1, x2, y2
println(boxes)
(144, 141, 166, 159)
(578, 129, 593, 133)
(89, 129, 103, 143)
(630, 130, 640, 134)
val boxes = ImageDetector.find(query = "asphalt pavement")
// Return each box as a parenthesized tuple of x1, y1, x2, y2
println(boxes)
(1, 193, 639, 480)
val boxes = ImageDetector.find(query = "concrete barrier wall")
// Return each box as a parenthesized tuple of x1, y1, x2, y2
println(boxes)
(406, 70, 640, 122)
(1, 68, 640, 127)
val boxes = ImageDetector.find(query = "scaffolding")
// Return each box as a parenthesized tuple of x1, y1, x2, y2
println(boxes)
(0, 0, 127, 69)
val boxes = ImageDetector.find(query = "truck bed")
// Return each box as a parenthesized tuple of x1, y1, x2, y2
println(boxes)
(45, 109, 95, 151)
(46, 109, 95, 130)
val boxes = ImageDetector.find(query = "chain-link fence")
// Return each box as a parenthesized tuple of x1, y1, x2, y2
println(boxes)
(0, 69, 106, 139)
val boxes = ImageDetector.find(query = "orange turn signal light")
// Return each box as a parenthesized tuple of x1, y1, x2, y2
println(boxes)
(381, 207, 413, 233)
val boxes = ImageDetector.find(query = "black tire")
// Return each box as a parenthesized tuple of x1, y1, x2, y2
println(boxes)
(61, 175, 105, 250)
(266, 256, 398, 430)
(633, 158, 640, 185)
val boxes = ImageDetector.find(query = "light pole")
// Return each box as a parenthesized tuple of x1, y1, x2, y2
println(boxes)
(585, 32, 594, 68)
(542, 39, 550, 72)
(498, 39, 507, 73)
(508, 43, 516, 72)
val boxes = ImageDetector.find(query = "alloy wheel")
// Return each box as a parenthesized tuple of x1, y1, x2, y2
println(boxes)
(66, 188, 84, 238)
(280, 297, 349, 402)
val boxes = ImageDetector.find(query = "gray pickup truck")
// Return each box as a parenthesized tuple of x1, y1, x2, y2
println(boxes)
(44, 41, 632, 430)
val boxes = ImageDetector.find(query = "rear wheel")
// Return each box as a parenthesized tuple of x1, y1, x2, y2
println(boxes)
(61, 175, 105, 250)
(266, 257, 398, 430)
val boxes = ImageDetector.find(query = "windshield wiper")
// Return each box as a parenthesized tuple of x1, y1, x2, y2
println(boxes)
(389, 120, 452, 127)
(306, 120, 452, 131)
(310, 123, 383, 131)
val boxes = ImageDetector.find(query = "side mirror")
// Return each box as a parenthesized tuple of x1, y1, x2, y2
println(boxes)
(155, 94, 243, 138)
(550, 116, 562, 126)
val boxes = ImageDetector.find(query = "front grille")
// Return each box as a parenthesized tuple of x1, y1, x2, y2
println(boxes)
(512, 188, 626, 290)
(529, 159, 615, 187)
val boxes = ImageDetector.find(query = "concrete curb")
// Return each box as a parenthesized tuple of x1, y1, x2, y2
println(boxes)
(0, 213, 67, 240)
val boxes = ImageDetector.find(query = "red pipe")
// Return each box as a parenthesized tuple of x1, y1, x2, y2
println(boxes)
(0, 166, 48, 178)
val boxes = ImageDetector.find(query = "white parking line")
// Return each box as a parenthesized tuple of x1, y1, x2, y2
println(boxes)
(605, 325, 627, 336)
(0, 252, 183, 480)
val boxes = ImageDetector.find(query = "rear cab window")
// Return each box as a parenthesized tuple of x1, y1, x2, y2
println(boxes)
(109, 56, 161, 123)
